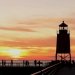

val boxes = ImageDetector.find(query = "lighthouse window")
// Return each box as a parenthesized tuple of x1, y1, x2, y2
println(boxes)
(64, 27, 67, 30)
(59, 27, 63, 30)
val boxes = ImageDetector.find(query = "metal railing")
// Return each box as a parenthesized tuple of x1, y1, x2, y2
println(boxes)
(0, 60, 45, 67)
(31, 62, 61, 75)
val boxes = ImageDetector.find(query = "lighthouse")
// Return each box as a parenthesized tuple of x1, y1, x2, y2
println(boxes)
(56, 21, 71, 61)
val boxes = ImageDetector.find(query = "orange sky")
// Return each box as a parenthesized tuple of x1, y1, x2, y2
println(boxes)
(0, 0, 75, 60)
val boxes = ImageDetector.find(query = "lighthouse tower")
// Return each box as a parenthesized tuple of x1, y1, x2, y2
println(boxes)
(56, 21, 71, 61)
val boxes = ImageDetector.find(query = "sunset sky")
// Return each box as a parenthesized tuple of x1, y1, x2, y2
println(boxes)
(0, 0, 75, 60)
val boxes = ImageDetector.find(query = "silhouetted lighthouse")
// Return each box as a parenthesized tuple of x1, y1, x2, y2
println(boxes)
(56, 21, 71, 61)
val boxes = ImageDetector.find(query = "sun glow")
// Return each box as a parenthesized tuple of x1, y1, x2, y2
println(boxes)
(7, 49, 29, 59)
(8, 49, 22, 58)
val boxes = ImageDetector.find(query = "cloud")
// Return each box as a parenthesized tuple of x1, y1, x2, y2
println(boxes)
(0, 37, 56, 47)
(17, 18, 61, 28)
(0, 26, 35, 32)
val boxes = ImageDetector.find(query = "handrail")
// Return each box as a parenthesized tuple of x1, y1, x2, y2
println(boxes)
(31, 62, 61, 75)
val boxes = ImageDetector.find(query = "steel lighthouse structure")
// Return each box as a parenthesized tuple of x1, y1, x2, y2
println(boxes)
(56, 21, 71, 61)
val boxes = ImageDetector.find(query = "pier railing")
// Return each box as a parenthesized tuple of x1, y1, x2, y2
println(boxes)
(31, 62, 61, 75)
(0, 60, 45, 67)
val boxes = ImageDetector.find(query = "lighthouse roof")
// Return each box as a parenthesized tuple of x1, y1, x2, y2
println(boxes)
(59, 21, 68, 27)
